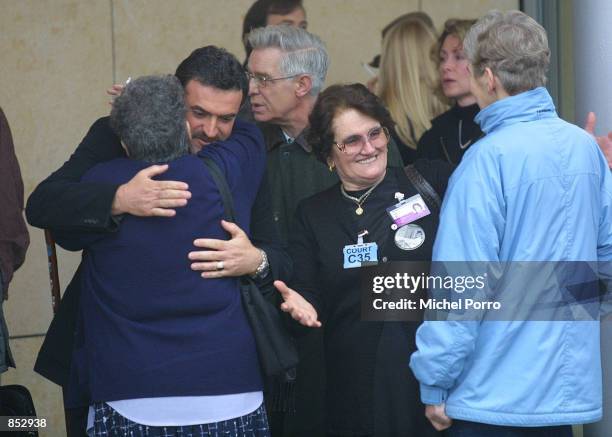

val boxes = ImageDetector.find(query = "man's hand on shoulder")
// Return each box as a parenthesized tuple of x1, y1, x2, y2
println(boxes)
(111, 164, 191, 217)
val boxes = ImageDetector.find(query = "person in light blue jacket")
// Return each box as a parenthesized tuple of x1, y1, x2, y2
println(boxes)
(409, 10, 612, 437)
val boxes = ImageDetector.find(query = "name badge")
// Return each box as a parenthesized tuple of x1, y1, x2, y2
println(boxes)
(386, 194, 430, 227)
(343, 242, 378, 269)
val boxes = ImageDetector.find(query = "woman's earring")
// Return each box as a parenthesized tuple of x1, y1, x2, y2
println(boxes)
(328, 161, 335, 172)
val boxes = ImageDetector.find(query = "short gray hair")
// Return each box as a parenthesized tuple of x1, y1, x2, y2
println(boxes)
(248, 24, 329, 95)
(110, 75, 189, 163)
(464, 10, 550, 95)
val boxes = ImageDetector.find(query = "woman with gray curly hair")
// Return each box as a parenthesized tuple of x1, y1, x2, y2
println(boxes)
(75, 75, 270, 437)
(410, 10, 612, 437)
(110, 75, 190, 163)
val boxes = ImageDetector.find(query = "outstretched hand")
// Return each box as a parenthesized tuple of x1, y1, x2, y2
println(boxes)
(274, 280, 321, 328)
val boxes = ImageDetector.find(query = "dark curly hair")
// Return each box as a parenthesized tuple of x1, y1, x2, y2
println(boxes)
(110, 75, 189, 163)
(175, 45, 248, 105)
(307, 83, 394, 164)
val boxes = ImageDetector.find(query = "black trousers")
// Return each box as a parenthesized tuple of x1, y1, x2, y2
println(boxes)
(65, 407, 88, 437)
(447, 420, 573, 437)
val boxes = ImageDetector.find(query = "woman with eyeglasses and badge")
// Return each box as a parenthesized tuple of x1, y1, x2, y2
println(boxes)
(417, 19, 482, 165)
(273, 83, 452, 436)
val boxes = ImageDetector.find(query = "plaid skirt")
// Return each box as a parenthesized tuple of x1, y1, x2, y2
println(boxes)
(92, 401, 270, 437)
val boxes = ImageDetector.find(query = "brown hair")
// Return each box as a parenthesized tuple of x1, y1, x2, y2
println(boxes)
(307, 83, 394, 164)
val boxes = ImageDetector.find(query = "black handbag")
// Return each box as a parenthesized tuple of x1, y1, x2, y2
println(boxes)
(200, 156, 298, 381)
(0, 384, 39, 436)
(403, 164, 442, 212)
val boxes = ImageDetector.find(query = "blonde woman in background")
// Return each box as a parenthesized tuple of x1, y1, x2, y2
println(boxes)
(378, 15, 448, 164)
(417, 19, 482, 165)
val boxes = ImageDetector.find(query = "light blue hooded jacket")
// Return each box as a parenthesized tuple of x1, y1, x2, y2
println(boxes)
(409, 87, 612, 426)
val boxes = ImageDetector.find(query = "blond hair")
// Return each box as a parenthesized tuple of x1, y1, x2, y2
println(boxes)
(378, 17, 448, 148)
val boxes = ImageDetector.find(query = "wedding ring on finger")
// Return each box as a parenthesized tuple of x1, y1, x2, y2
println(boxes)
(216, 261, 224, 271)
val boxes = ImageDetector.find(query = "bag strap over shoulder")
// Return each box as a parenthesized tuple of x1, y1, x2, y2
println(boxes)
(201, 157, 298, 383)
(403, 164, 442, 212)
(200, 156, 237, 222)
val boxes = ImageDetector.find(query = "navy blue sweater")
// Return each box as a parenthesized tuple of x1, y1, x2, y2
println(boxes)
(76, 120, 266, 402)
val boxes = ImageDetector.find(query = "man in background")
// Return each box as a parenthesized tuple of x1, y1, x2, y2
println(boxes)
(242, 0, 307, 66)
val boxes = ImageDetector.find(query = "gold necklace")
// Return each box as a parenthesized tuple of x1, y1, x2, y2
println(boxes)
(340, 179, 383, 215)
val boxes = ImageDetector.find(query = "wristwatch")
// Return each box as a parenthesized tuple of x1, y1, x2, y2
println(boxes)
(250, 249, 270, 279)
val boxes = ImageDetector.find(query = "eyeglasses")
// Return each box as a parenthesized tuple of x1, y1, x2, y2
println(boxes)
(246, 71, 300, 88)
(334, 126, 389, 155)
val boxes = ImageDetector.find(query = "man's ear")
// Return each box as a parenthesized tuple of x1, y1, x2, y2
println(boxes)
(185, 121, 191, 139)
(295, 74, 313, 98)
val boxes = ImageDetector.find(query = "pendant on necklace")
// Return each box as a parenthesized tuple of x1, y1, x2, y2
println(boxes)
(356, 206, 364, 215)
